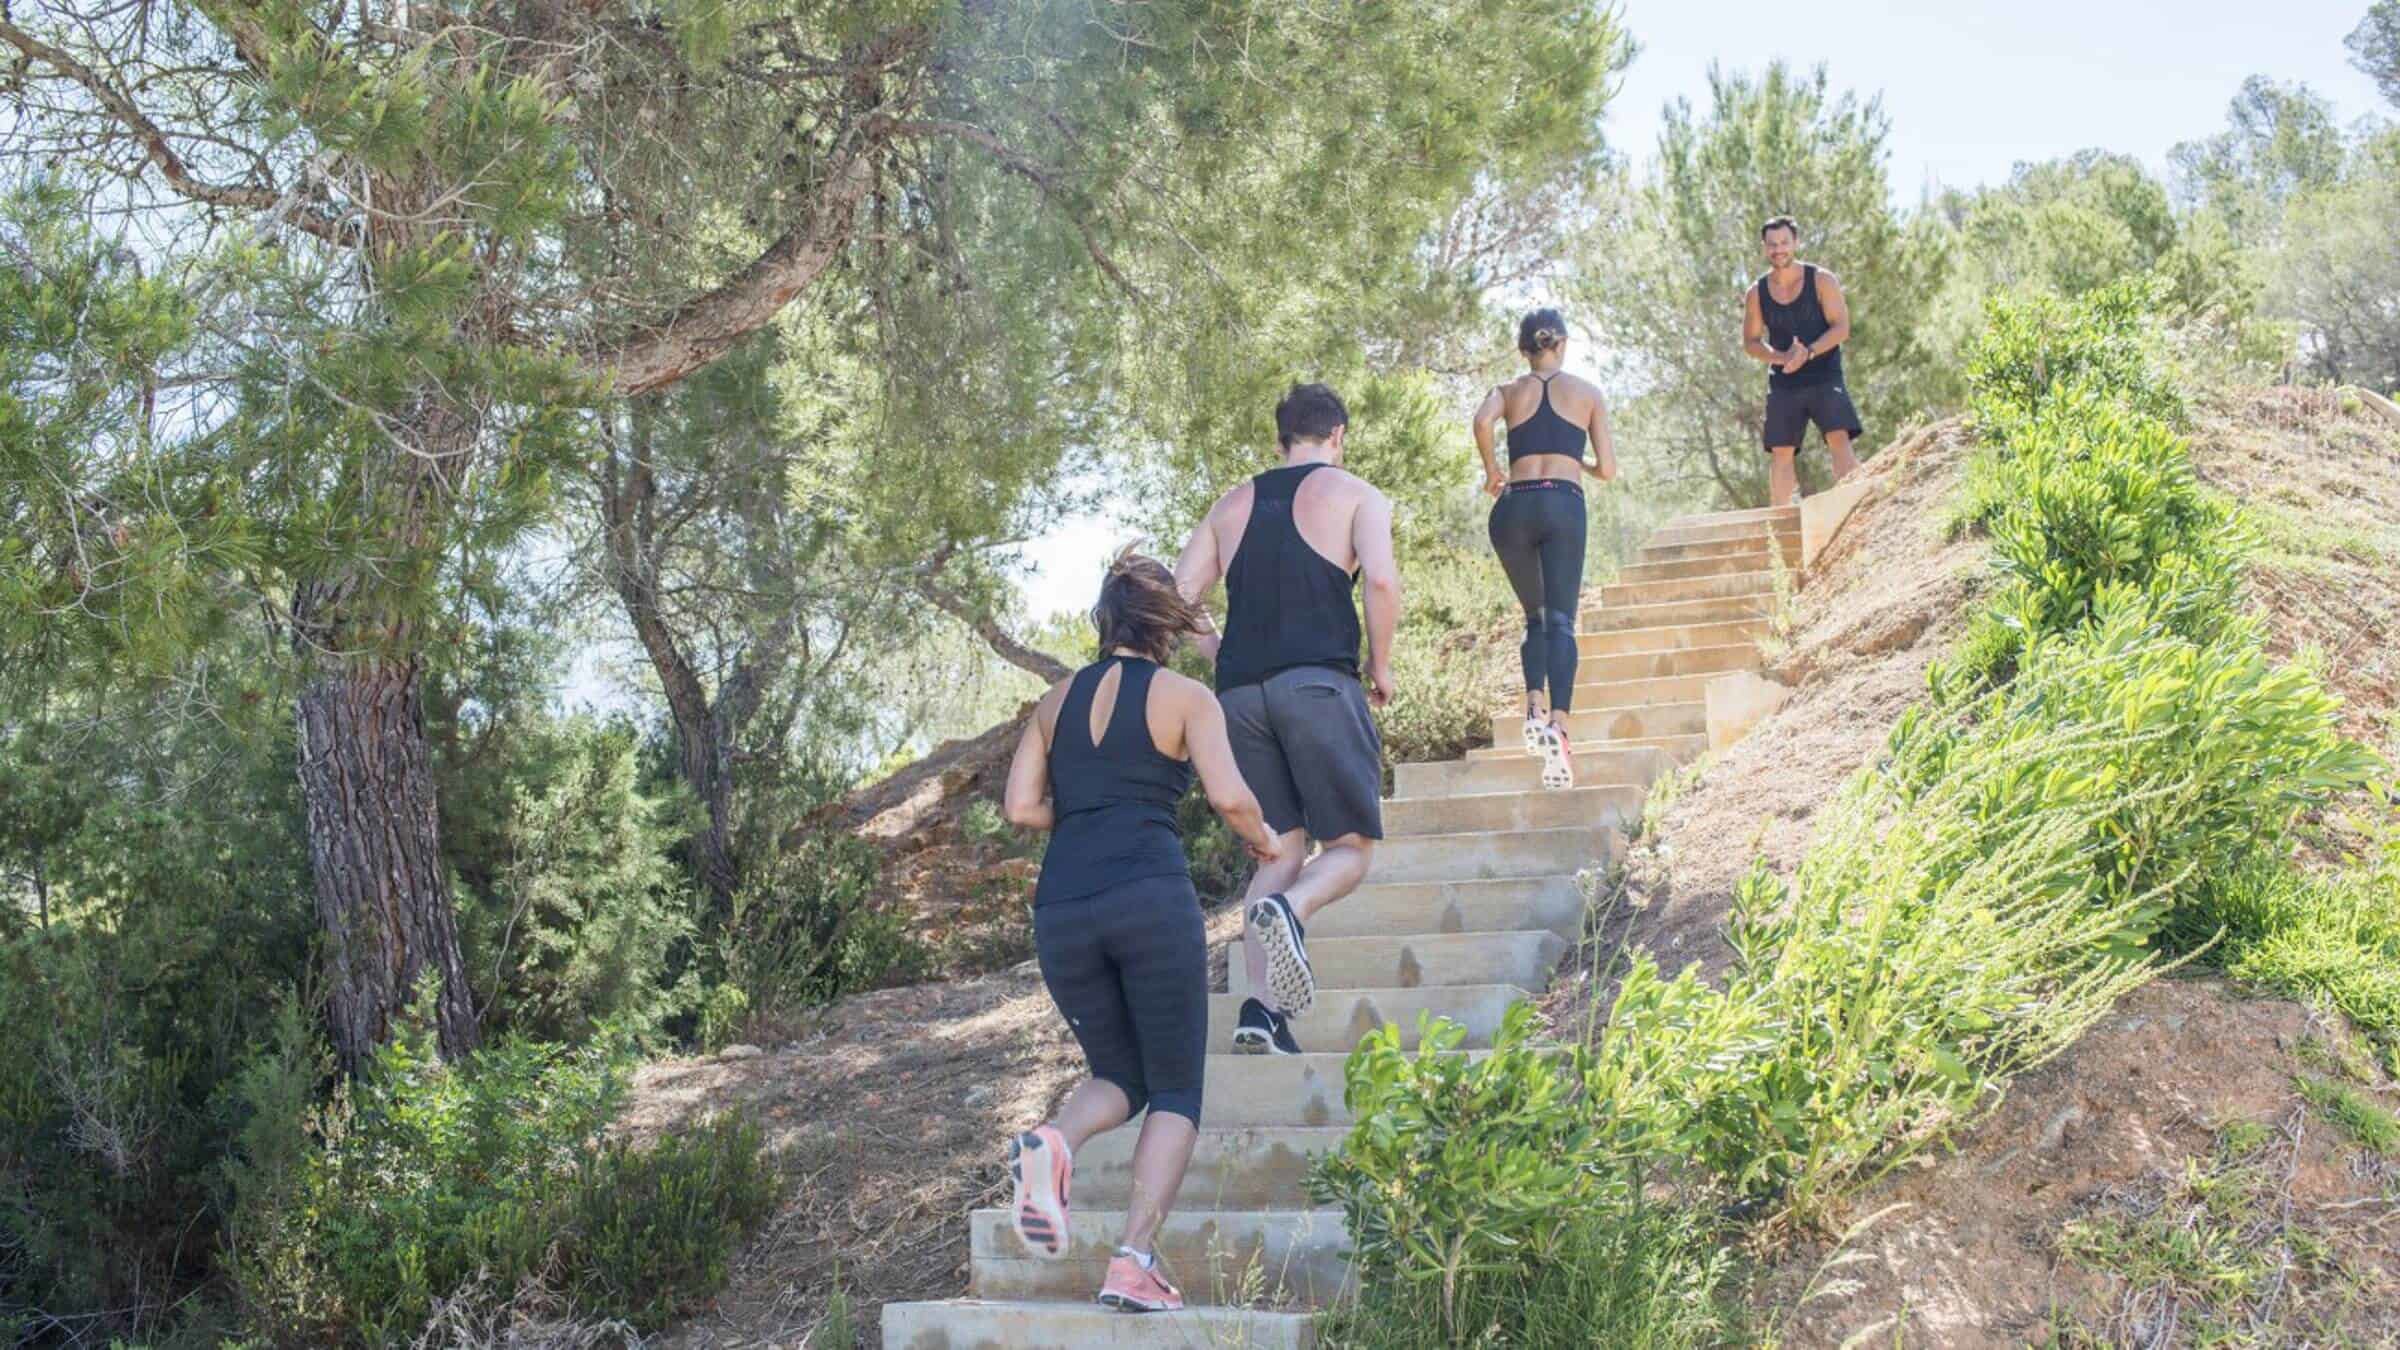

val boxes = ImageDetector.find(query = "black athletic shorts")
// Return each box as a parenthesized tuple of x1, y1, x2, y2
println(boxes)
(1033, 873, 1206, 1124)
(1219, 665, 1384, 842)
(1762, 382, 1864, 452)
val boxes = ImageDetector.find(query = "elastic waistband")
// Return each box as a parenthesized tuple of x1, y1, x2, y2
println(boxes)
(1503, 477, 1583, 496)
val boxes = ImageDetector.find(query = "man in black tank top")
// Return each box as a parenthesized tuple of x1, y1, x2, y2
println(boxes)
(1174, 383, 1402, 1053)
(1742, 215, 1864, 506)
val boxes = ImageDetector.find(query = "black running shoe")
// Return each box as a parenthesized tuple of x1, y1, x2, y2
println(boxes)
(1246, 893, 1316, 1014)
(1231, 996, 1302, 1055)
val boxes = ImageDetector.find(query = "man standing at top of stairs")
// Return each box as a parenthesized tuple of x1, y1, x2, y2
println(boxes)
(1175, 382, 1403, 1059)
(1744, 214, 1863, 507)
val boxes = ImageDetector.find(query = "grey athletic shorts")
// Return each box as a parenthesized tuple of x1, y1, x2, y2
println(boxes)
(1219, 665, 1384, 842)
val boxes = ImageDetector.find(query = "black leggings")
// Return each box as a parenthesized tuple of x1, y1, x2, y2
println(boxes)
(1488, 481, 1587, 712)
(1032, 873, 1207, 1124)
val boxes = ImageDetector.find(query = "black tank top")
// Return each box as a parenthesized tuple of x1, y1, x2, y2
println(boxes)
(1034, 657, 1194, 908)
(1214, 463, 1363, 691)
(1503, 373, 1587, 462)
(1757, 264, 1845, 390)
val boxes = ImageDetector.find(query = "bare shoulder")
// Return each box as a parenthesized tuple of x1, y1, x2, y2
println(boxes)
(1034, 676, 1073, 725)
(1330, 467, 1388, 507)
(1151, 667, 1214, 708)
(1813, 266, 1843, 291)
(1557, 370, 1606, 402)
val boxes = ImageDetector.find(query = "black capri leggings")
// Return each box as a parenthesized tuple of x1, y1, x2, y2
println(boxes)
(1488, 480, 1588, 712)
(1032, 873, 1207, 1124)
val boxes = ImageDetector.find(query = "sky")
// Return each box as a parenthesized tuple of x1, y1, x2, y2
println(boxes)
(1006, 1, 2389, 624)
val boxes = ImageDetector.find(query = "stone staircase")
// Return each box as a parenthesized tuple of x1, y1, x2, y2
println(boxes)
(883, 505, 1801, 1349)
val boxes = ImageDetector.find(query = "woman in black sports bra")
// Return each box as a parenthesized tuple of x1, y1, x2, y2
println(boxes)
(996, 551, 1281, 1312)
(1470, 308, 1619, 790)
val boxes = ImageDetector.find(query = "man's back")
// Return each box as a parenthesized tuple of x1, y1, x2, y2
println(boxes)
(1200, 460, 1377, 579)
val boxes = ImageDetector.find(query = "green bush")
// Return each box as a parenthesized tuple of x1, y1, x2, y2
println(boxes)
(1964, 278, 2185, 434)
(2205, 839, 2400, 1072)
(1310, 1006, 1738, 1347)
(712, 828, 925, 1031)
(227, 1016, 780, 1341)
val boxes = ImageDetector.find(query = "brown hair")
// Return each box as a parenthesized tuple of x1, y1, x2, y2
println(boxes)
(1091, 549, 1209, 664)
(1760, 215, 1799, 241)
(1517, 307, 1568, 355)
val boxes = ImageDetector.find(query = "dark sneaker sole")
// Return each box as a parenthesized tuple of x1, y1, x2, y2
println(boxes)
(1248, 899, 1316, 1014)
(1008, 1132, 1067, 1258)
(1097, 1291, 1182, 1314)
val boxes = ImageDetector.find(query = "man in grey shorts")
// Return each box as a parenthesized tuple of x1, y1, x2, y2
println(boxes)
(1175, 383, 1401, 1054)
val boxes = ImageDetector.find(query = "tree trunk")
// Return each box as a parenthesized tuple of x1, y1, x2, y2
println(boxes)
(291, 392, 482, 1075)
(293, 640, 481, 1074)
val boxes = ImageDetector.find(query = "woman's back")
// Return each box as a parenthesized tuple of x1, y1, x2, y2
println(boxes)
(1500, 370, 1598, 478)
(1034, 656, 1194, 907)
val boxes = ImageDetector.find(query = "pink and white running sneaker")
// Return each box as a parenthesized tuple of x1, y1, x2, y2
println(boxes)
(1097, 1248, 1184, 1313)
(1007, 1125, 1072, 1258)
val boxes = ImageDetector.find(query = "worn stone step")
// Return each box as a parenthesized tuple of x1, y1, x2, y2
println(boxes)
(1076, 1125, 1352, 1209)
(1227, 930, 1568, 1000)
(1560, 672, 1719, 711)
(1617, 550, 1789, 584)
(1489, 701, 1703, 748)
(1579, 617, 1770, 657)
(1201, 1051, 1446, 1127)
(1648, 518, 1801, 549)
(1636, 534, 1800, 567)
(970, 1208, 1350, 1305)
(1585, 594, 1773, 634)
(1599, 569, 1779, 608)
(1394, 747, 1669, 799)
(1467, 733, 1708, 764)
(1578, 642, 1763, 683)
(882, 1299, 1318, 1349)
(1368, 825, 1617, 884)
(1384, 784, 1642, 837)
(1664, 505, 1800, 529)
(1204, 984, 1529, 1056)
(1304, 874, 1585, 940)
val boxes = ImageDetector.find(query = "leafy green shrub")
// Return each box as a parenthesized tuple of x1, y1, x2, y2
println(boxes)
(713, 828, 925, 1028)
(1310, 1006, 1737, 1347)
(555, 1114, 784, 1325)
(2206, 841, 2400, 1072)
(227, 1017, 780, 1341)
(1964, 278, 2184, 434)
(1378, 545, 1514, 773)
(1902, 596, 2377, 951)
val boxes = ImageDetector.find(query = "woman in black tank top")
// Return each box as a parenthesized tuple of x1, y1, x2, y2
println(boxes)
(1470, 308, 1619, 791)
(994, 552, 1280, 1310)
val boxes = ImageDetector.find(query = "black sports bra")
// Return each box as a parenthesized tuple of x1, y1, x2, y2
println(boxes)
(1503, 373, 1587, 462)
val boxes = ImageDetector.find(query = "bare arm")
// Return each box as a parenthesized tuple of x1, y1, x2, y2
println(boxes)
(1743, 286, 1787, 364)
(1179, 692, 1279, 862)
(1172, 504, 1225, 662)
(1471, 386, 1507, 496)
(1002, 683, 1067, 830)
(1583, 391, 1619, 483)
(1809, 271, 1852, 356)
(1354, 490, 1401, 707)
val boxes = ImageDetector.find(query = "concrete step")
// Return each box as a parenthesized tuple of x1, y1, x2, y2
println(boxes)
(1585, 594, 1773, 634)
(1384, 784, 1643, 837)
(970, 1208, 1350, 1305)
(883, 1299, 1318, 1349)
(1369, 825, 1617, 884)
(1205, 984, 1529, 1056)
(1199, 1051, 1444, 1127)
(1648, 519, 1800, 549)
(1557, 672, 1719, 712)
(1077, 1125, 1351, 1209)
(1394, 747, 1669, 799)
(1579, 617, 1770, 658)
(1579, 642, 1763, 683)
(1665, 505, 1800, 530)
(1599, 569, 1778, 608)
(1488, 701, 1703, 747)
(1617, 550, 1789, 585)
(1636, 534, 1800, 567)
(1304, 874, 1585, 940)
(1227, 930, 1568, 1000)
(1467, 733, 1708, 764)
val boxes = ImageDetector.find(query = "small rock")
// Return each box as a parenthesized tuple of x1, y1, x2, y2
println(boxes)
(964, 1085, 993, 1108)
(718, 1043, 765, 1061)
